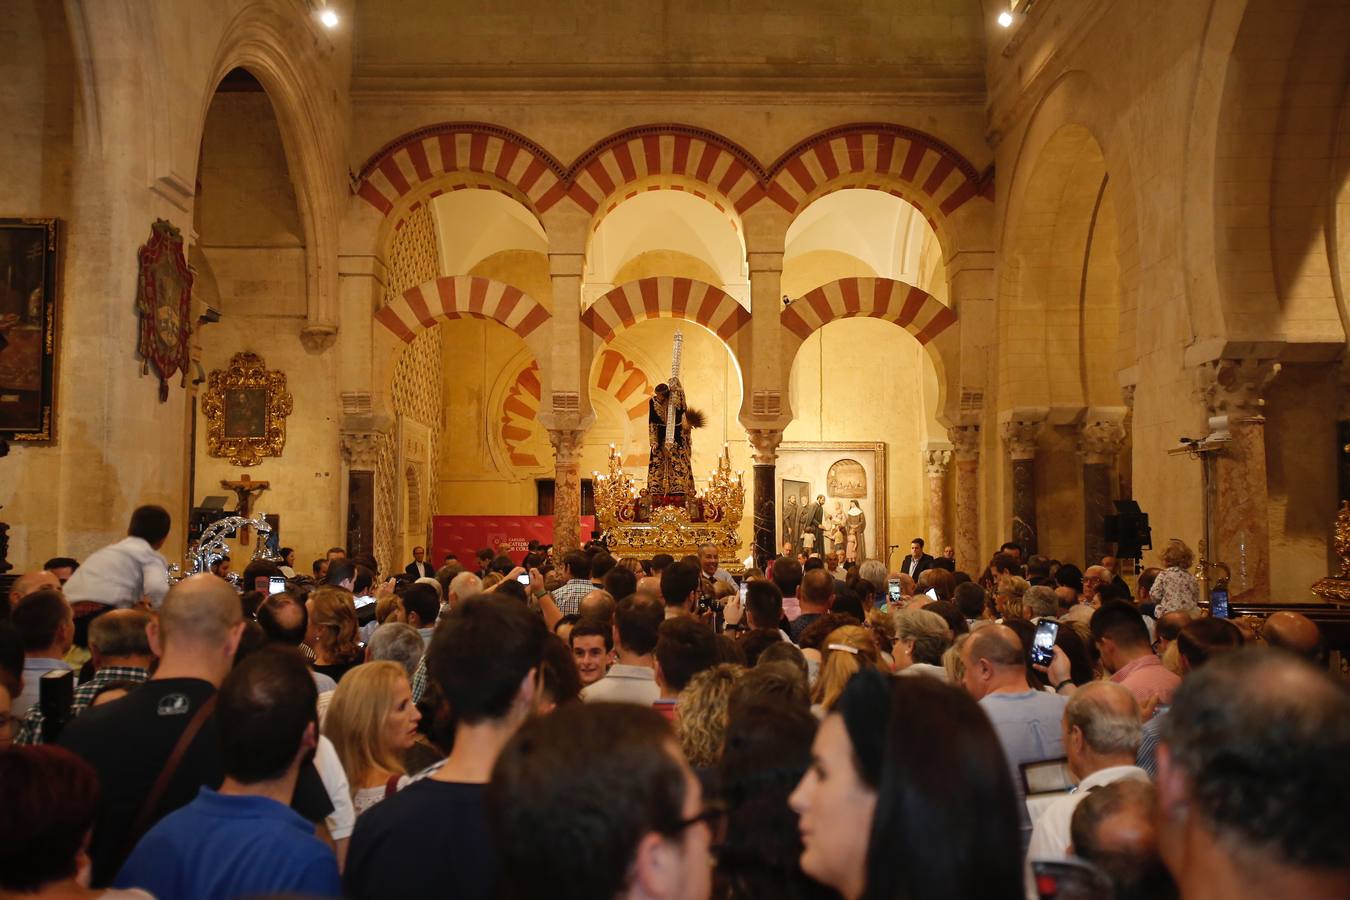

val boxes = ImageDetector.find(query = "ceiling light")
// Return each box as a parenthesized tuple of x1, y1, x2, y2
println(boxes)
(997, 11, 1014, 27)
(319, 8, 339, 28)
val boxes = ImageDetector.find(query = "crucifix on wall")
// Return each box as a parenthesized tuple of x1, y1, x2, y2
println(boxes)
(221, 474, 270, 543)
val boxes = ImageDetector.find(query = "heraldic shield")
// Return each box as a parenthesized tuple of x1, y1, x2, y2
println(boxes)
(135, 219, 193, 402)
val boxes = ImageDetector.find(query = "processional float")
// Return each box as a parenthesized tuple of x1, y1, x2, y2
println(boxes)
(593, 331, 747, 573)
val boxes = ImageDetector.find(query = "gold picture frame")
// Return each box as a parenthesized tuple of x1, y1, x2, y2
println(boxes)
(201, 352, 293, 466)
(777, 442, 887, 564)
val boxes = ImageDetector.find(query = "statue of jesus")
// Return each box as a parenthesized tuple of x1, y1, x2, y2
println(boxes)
(647, 378, 697, 496)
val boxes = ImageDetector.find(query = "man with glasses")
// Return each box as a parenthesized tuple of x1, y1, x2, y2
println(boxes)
(489, 702, 716, 900)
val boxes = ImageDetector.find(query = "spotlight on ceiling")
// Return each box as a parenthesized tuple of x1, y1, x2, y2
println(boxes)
(997, 10, 1014, 28)
(319, 8, 340, 28)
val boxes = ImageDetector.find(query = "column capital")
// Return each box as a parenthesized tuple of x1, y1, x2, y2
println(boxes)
(1196, 358, 1280, 418)
(547, 427, 587, 468)
(1077, 418, 1128, 465)
(924, 446, 953, 477)
(949, 424, 981, 462)
(340, 431, 384, 470)
(999, 416, 1045, 461)
(747, 428, 784, 465)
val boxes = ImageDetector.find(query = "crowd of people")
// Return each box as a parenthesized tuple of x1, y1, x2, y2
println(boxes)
(1, 505, 1347, 900)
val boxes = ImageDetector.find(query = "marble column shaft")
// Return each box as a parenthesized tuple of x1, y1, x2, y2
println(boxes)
(1079, 418, 1127, 566)
(1201, 359, 1278, 601)
(748, 428, 783, 570)
(950, 426, 980, 573)
(548, 428, 586, 555)
(1001, 419, 1043, 557)
(924, 448, 953, 555)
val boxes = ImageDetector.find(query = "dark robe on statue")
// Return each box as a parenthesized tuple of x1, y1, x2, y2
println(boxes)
(647, 378, 694, 496)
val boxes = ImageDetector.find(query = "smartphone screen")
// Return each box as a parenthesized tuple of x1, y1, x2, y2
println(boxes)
(1209, 587, 1229, 619)
(268, 576, 286, 595)
(1030, 620, 1059, 667)
(924, 587, 939, 601)
(738, 582, 749, 605)
(517, 573, 531, 585)
(888, 579, 901, 602)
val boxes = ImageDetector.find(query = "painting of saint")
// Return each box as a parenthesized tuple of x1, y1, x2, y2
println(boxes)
(224, 388, 268, 438)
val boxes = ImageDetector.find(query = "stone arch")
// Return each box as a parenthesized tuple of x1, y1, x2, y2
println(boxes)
(768, 124, 992, 259)
(203, 7, 346, 332)
(354, 122, 568, 219)
(567, 124, 766, 217)
(499, 360, 545, 469)
(581, 277, 751, 361)
(377, 275, 553, 365)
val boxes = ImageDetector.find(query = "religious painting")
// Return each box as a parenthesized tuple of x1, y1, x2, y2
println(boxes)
(0, 218, 59, 442)
(779, 478, 810, 553)
(134, 219, 193, 402)
(201, 352, 293, 466)
(777, 442, 886, 565)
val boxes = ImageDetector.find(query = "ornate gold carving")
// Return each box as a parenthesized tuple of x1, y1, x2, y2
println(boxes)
(1312, 501, 1350, 605)
(594, 446, 745, 572)
(201, 352, 293, 467)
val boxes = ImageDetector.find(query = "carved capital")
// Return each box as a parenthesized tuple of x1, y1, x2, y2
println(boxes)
(1000, 419, 1043, 461)
(949, 425, 981, 463)
(747, 428, 784, 465)
(1197, 358, 1279, 418)
(1078, 419, 1128, 465)
(300, 323, 339, 353)
(548, 427, 587, 469)
(924, 448, 953, 477)
(341, 431, 384, 470)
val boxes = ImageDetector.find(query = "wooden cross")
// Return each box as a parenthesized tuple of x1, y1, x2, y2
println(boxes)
(220, 474, 270, 543)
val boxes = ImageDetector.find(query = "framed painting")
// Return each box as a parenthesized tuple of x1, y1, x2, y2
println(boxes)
(0, 218, 59, 442)
(777, 442, 887, 565)
(201, 352, 293, 467)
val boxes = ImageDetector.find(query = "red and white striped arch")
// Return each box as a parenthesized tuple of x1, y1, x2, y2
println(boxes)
(376, 276, 551, 346)
(355, 124, 568, 218)
(767, 125, 990, 222)
(500, 362, 544, 469)
(589, 175, 743, 236)
(781, 277, 956, 346)
(568, 126, 766, 216)
(581, 277, 752, 350)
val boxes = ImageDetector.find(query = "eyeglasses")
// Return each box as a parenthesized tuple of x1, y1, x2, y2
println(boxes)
(670, 801, 728, 846)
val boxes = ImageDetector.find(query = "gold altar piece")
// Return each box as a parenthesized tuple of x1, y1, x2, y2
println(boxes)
(201, 352, 294, 467)
(1312, 501, 1350, 605)
(594, 444, 746, 573)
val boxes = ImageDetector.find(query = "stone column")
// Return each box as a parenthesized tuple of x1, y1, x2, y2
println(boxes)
(923, 446, 953, 556)
(950, 425, 981, 573)
(548, 427, 587, 554)
(748, 428, 784, 569)
(1078, 412, 1128, 566)
(1000, 414, 1045, 556)
(1199, 358, 1279, 601)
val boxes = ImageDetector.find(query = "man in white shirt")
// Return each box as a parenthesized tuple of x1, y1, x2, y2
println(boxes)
(62, 505, 173, 610)
(1026, 681, 1147, 887)
(582, 594, 663, 705)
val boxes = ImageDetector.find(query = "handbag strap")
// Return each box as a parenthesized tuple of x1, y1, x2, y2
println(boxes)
(125, 694, 217, 854)
(383, 772, 402, 800)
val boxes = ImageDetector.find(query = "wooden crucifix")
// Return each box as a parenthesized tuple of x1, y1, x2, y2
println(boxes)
(221, 474, 270, 543)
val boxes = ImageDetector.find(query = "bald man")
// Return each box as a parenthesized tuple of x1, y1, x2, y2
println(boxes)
(1027, 682, 1147, 873)
(59, 575, 247, 884)
(1262, 611, 1323, 662)
(1069, 781, 1176, 900)
(960, 624, 1068, 841)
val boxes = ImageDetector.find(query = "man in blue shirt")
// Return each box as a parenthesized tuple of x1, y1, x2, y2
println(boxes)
(115, 647, 340, 900)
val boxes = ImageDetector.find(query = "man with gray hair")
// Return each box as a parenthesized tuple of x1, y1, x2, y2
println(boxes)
(1027, 681, 1146, 870)
(367, 622, 424, 681)
(1156, 649, 1350, 899)
(857, 559, 889, 602)
(16, 608, 155, 744)
(1024, 584, 1059, 621)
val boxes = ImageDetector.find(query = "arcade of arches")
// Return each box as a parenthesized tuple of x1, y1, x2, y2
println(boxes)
(3, 0, 1348, 604)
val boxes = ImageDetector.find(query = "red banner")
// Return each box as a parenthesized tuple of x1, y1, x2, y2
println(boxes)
(431, 515, 597, 569)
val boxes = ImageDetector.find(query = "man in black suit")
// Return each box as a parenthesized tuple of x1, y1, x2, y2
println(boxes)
(901, 538, 935, 580)
(404, 545, 433, 579)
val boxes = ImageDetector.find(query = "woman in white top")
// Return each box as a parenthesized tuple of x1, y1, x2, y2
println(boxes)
(1150, 539, 1201, 616)
(322, 661, 422, 816)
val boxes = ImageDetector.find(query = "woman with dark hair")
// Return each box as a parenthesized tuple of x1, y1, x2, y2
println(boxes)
(715, 701, 832, 900)
(0, 746, 152, 898)
(789, 670, 1023, 900)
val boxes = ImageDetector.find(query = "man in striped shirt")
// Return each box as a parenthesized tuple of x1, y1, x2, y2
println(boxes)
(16, 609, 154, 744)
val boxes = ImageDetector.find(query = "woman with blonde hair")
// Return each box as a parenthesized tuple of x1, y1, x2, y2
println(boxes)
(810, 625, 880, 714)
(676, 662, 744, 769)
(305, 586, 363, 682)
(323, 660, 422, 816)
(994, 575, 1030, 620)
(1151, 539, 1200, 616)
(891, 607, 951, 679)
